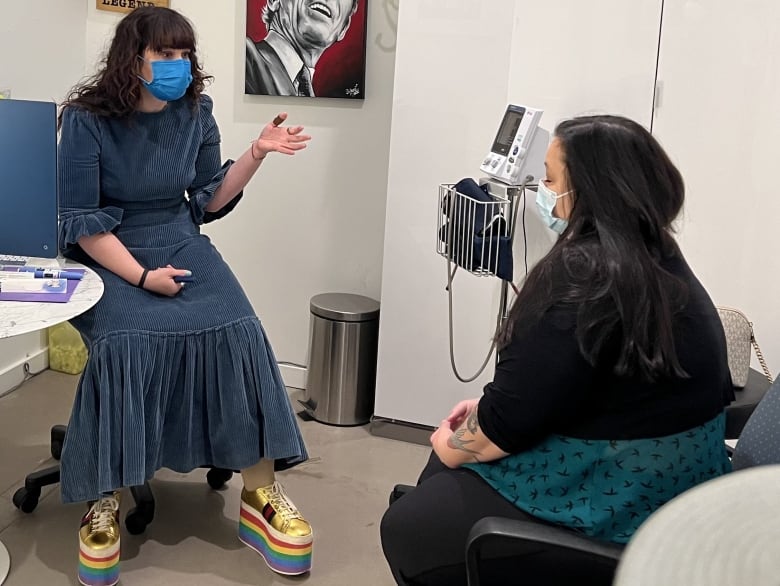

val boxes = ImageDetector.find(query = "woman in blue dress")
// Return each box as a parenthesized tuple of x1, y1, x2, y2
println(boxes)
(57, 7, 313, 585)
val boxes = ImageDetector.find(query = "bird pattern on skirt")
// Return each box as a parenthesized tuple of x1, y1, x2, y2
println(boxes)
(465, 413, 731, 543)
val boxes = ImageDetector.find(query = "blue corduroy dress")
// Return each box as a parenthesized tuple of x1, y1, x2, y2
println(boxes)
(57, 94, 307, 503)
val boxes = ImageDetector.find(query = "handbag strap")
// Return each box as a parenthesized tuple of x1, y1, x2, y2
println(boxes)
(750, 328, 774, 383)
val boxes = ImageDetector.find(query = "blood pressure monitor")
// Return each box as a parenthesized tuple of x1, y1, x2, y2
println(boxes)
(480, 104, 549, 186)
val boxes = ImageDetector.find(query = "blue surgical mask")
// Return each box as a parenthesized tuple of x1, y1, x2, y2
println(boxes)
(536, 181, 571, 235)
(138, 58, 193, 102)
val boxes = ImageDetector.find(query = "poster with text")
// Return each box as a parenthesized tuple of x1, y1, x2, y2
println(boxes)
(96, 0, 170, 14)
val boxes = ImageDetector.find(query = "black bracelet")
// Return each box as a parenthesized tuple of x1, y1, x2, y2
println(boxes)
(137, 268, 150, 289)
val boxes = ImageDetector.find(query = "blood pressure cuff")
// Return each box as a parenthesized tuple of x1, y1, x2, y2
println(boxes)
(439, 178, 513, 281)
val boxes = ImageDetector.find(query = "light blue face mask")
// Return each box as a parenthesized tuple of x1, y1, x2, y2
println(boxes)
(536, 181, 571, 235)
(138, 58, 193, 102)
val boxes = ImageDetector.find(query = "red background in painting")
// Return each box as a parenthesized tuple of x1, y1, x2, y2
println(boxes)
(245, 0, 367, 98)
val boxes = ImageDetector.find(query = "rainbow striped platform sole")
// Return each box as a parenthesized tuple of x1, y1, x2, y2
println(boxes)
(239, 501, 313, 575)
(78, 538, 120, 586)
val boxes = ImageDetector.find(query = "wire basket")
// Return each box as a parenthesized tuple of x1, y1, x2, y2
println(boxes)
(437, 182, 513, 280)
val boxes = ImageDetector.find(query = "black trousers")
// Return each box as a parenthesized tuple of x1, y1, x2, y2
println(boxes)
(380, 452, 615, 586)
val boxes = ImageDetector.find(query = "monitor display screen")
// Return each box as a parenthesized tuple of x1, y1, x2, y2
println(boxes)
(0, 99, 58, 258)
(490, 107, 525, 156)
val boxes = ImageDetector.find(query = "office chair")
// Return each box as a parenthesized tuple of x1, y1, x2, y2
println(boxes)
(388, 371, 776, 586)
(13, 424, 234, 535)
(465, 517, 623, 586)
(388, 483, 623, 586)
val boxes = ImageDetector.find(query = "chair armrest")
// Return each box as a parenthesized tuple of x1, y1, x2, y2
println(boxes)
(726, 368, 772, 438)
(466, 517, 624, 586)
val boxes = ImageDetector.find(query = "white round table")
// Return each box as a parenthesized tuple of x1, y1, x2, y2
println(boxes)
(614, 465, 780, 586)
(0, 259, 103, 585)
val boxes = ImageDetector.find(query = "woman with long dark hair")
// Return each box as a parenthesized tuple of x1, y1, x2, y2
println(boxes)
(58, 7, 312, 585)
(381, 115, 734, 585)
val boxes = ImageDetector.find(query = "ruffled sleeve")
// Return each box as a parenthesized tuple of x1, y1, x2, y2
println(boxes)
(187, 95, 243, 225)
(58, 106, 123, 252)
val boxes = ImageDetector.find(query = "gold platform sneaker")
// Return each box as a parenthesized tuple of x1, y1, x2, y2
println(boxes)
(78, 492, 121, 586)
(238, 481, 313, 575)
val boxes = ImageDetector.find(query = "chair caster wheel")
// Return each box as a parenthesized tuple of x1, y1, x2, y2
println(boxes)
(13, 486, 41, 513)
(206, 468, 233, 490)
(125, 504, 154, 535)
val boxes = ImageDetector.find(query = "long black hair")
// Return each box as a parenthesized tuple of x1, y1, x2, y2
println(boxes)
(499, 115, 688, 381)
(59, 6, 211, 125)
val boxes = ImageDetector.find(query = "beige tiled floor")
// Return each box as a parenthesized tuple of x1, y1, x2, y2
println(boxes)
(0, 371, 430, 585)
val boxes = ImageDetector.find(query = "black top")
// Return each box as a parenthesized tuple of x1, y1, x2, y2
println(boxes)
(479, 255, 734, 454)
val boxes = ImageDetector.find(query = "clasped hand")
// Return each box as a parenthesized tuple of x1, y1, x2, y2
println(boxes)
(430, 398, 479, 447)
(252, 112, 311, 159)
(143, 265, 190, 297)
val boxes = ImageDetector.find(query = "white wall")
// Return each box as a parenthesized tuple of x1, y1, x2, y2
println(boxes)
(84, 0, 398, 386)
(374, 0, 663, 427)
(0, 0, 88, 394)
(0, 1, 87, 102)
(653, 0, 780, 376)
(374, 0, 518, 427)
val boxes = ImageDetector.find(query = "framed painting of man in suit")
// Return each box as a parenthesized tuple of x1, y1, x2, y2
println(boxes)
(245, 0, 367, 99)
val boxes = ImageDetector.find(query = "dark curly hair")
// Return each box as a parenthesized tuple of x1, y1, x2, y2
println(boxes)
(59, 6, 212, 125)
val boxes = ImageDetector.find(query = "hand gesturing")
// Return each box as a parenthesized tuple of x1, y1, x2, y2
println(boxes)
(253, 112, 311, 158)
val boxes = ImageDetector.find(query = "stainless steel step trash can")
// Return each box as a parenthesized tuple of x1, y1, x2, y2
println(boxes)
(301, 293, 380, 426)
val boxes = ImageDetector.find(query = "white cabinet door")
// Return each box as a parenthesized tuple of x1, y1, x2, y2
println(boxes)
(652, 0, 780, 375)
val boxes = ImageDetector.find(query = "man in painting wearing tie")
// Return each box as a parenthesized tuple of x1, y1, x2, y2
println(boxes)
(245, 0, 359, 97)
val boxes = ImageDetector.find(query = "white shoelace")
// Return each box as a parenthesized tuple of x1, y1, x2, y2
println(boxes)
(266, 482, 302, 520)
(89, 496, 119, 532)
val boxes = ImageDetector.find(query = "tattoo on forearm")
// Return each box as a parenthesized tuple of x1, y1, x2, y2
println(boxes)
(466, 408, 478, 434)
(446, 404, 481, 461)
(447, 428, 480, 455)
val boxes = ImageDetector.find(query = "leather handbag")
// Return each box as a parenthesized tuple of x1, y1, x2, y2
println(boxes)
(717, 306, 773, 388)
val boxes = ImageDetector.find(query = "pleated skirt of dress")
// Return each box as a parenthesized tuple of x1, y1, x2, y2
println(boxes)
(60, 315, 307, 503)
